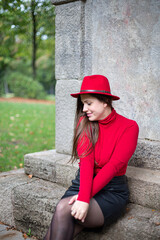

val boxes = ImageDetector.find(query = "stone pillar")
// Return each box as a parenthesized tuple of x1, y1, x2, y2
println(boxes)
(52, 0, 160, 156)
(51, 0, 87, 154)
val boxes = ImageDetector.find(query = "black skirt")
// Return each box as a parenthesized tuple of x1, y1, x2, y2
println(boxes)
(61, 169, 130, 225)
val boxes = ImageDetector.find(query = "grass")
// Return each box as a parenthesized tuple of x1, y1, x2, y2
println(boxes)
(0, 101, 55, 172)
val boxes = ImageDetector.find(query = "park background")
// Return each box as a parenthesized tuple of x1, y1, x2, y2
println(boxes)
(0, 0, 56, 172)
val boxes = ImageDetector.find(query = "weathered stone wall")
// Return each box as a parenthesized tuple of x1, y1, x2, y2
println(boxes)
(52, 0, 160, 154)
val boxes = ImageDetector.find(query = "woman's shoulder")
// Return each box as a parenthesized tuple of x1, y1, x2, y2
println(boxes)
(116, 112, 139, 130)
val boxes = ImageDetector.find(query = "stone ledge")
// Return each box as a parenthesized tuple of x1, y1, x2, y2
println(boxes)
(24, 150, 78, 186)
(75, 203, 160, 240)
(24, 149, 160, 210)
(12, 177, 160, 240)
(0, 169, 38, 226)
(126, 166, 160, 210)
(129, 139, 160, 170)
(0, 223, 36, 240)
(13, 179, 66, 240)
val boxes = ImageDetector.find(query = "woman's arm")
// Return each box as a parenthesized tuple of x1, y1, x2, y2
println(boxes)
(76, 134, 95, 203)
(91, 122, 139, 197)
(68, 132, 95, 222)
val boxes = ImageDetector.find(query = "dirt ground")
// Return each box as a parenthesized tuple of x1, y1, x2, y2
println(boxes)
(0, 97, 55, 105)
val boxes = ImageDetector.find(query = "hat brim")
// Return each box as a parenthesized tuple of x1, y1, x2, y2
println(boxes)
(70, 92, 120, 100)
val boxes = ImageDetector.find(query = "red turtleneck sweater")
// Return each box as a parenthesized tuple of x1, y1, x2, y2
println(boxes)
(77, 109, 139, 203)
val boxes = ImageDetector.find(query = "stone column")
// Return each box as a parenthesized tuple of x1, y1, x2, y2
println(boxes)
(51, 0, 87, 154)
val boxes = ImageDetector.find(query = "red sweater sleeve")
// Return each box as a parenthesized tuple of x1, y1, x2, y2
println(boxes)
(91, 122, 139, 198)
(76, 133, 95, 203)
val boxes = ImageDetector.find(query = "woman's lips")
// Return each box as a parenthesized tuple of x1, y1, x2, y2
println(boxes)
(87, 113, 92, 117)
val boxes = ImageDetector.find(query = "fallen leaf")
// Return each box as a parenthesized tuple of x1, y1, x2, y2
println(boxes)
(126, 207, 130, 212)
(15, 145, 19, 149)
(0, 153, 4, 157)
(128, 216, 134, 220)
(23, 233, 28, 239)
(9, 132, 14, 136)
(10, 116, 15, 120)
(0, 221, 5, 225)
(28, 174, 33, 178)
(155, 222, 160, 226)
(19, 163, 23, 168)
(6, 226, 16, 231)
(29, 131, 34, 135)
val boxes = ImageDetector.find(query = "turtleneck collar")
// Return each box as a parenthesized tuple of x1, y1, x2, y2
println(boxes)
(98, 108, 117, 125)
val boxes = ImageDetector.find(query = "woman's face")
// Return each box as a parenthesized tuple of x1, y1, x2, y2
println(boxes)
(80, 94, 108, 121)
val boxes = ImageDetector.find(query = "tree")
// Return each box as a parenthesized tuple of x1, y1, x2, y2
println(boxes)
(0, 0, 55, 98)
(31, 0, 36, 79)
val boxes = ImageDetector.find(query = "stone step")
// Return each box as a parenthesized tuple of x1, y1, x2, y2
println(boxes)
(24, 150, 160, 210)
(24, 150, 78, 187)
(126, 166, 160, 211)
(12, 176, 160, 240)
(0, 222, 36, 240)
(24, 140, 160, 175)
(129, 139, 160, 170)
(0, 168, 37, 227)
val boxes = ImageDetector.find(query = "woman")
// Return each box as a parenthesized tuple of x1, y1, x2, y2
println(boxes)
(44, 75, 139, 240)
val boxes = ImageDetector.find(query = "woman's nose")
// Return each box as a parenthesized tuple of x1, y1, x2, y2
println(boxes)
(83, 104, 88, 112)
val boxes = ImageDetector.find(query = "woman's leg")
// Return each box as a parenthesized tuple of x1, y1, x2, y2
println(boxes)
(73, 198, 104, 238)
(44, 197, 104, 240)
(44, 196, 75, 240)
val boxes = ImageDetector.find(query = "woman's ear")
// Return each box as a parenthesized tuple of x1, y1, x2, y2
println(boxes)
(103, 102, 107, 108)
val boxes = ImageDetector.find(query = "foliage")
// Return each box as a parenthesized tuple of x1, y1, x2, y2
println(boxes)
(0, 101, 55, 172)
(0, 0, 29, 72)
(36, 54, 55, 94)
(27, 228, 32, 237)
(6, 72, 47, 99)
(0, 0, 55, 97)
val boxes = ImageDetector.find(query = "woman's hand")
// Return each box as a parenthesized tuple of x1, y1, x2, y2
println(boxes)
(68, 194, 78, 205)
(70, 200, 89, 222)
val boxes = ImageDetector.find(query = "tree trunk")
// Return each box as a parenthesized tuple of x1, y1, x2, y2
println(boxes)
(3, 79, 9, 94)
(31, 0, 36, 79)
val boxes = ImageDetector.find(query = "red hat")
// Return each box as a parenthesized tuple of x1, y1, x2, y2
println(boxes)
(71, 75, 120, 100)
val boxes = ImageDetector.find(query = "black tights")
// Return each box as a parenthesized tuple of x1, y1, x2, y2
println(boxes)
(44, 196, 104, 240)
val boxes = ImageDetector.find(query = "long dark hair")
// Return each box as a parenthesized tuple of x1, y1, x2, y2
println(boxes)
(70, 94, 113, 163)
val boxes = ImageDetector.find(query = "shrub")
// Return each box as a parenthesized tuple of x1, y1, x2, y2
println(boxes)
(7, 72, 46, 99)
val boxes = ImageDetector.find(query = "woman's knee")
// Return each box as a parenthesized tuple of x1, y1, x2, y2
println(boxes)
(55, 199, 71, 218)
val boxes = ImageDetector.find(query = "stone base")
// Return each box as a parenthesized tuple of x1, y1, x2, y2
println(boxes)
(0, 169, 36, 226)
(24, 150, 160, 210)
(12, 174, 160, 240)
(0, 150, 159, 240)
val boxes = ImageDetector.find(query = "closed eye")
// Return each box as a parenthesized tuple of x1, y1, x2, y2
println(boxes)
(81, 100, 92, 105)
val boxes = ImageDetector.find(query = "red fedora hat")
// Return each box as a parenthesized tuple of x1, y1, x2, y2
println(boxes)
(71, 75, 120, 100)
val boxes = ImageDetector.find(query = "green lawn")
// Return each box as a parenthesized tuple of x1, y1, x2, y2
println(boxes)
(0, 101, 55, 172)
